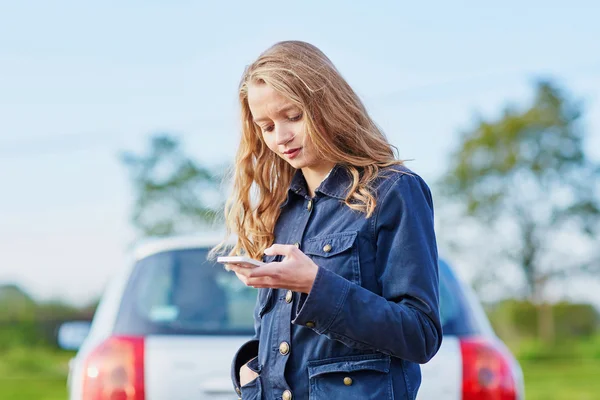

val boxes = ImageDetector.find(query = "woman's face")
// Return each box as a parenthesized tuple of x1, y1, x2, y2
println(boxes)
(247, 82, 325, 171)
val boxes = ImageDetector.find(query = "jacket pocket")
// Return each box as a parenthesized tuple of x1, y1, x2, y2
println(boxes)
(240, 374, 262, 400)
(308, 354, 393, 400)
(303, 231, 361, 285)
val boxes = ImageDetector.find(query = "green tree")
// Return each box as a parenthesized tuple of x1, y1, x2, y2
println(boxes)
(0, 284, 36, 321)
(440, 80, 600, 342)
(121, 134, 227, 238)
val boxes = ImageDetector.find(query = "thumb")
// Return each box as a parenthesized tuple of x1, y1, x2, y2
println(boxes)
(264, 244, 295, 257)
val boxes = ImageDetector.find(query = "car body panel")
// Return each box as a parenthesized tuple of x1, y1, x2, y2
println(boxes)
(65, 235, 524, 400)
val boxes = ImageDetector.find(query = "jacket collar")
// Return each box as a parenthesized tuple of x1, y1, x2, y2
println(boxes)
(281, 164, 351, 208)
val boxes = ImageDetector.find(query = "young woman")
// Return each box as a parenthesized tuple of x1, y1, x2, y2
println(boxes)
(215, 40, 441, 400)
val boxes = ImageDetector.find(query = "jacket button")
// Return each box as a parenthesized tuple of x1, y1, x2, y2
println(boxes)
(323, 244, 332, 253)
(307, 200, 313, 211)
(343, 377, 353, 386)
(282, 389, 293, 400)
(279, 341, 290, 355)
(305, 321, 315, 328)
(285, 290, 293, 303)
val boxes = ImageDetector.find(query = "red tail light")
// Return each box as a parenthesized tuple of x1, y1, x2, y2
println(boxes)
(460, 337, 517, 400)
(82, 336, 145, 400)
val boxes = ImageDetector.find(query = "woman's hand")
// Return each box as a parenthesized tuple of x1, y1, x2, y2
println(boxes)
(228, 244, 319, 294)
(240, 359, 259, 387)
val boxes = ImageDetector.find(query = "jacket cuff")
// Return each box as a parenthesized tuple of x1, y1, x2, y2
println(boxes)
(292, 267, 350, 333)
(230, 339, 259, 395)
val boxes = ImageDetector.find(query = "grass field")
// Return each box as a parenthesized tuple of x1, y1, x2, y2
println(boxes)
(0, 346, 73, 400)
(520, 359, 600, 400)
(1, 345, 598, 399)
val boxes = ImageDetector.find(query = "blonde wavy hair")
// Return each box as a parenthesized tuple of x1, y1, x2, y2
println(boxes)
(213, 40, 403, 260)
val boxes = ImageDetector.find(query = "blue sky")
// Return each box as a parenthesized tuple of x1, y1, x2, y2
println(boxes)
(1, 1, 599, 306)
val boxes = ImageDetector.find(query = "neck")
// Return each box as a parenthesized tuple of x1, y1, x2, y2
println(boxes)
(302, 163, 335, 197)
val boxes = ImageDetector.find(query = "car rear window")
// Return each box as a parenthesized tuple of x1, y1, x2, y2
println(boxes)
(113, 248, 483, 337)
(113, 248, 257, 336)
(438, 260, 483, 336)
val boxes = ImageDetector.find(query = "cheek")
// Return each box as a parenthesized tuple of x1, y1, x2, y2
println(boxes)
(262, 133, 277, 153)
(291, 121, 307, 146)
(299, 125, 314, 150)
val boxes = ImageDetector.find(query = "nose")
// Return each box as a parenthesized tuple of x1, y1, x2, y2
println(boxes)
(275, 125, 294, 146)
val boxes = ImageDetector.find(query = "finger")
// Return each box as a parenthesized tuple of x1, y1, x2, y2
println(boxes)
(246, 263, 281, 279)
(264, 244, 296, 258)
(230, 272, 250, 287)
(228, 264, 255, 278)
(246, 275, 276, 288)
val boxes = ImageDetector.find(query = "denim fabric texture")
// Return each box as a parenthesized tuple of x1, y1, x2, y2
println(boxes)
(231, 164, 442, 400)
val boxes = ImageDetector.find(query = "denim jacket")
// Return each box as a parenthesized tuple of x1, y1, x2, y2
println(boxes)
(231, 164, 442, 400)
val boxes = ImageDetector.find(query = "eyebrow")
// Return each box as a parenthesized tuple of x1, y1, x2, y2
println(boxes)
(253, 105, 299, 123)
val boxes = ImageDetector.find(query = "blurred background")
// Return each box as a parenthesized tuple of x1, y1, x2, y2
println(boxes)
(1, 1, 599, 399)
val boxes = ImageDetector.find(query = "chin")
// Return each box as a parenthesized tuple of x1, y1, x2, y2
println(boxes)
(281, 156, 307, 170)
(286, 161, 306, 170)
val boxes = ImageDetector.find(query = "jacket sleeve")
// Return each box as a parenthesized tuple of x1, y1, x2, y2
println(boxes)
(293, 172, 442, 363)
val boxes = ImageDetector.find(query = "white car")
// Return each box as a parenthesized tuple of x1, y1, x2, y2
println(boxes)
(59, 235, 524, 400)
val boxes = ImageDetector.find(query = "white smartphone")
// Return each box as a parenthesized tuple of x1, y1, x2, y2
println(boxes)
(217, 256, 265, 268)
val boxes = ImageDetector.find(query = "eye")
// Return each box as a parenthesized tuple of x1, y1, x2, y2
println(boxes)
(288, 113, 303, 122)
(262, 124, 274, 132)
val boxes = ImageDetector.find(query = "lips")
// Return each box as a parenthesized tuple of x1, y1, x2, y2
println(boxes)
(283, 148, 301, 159)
